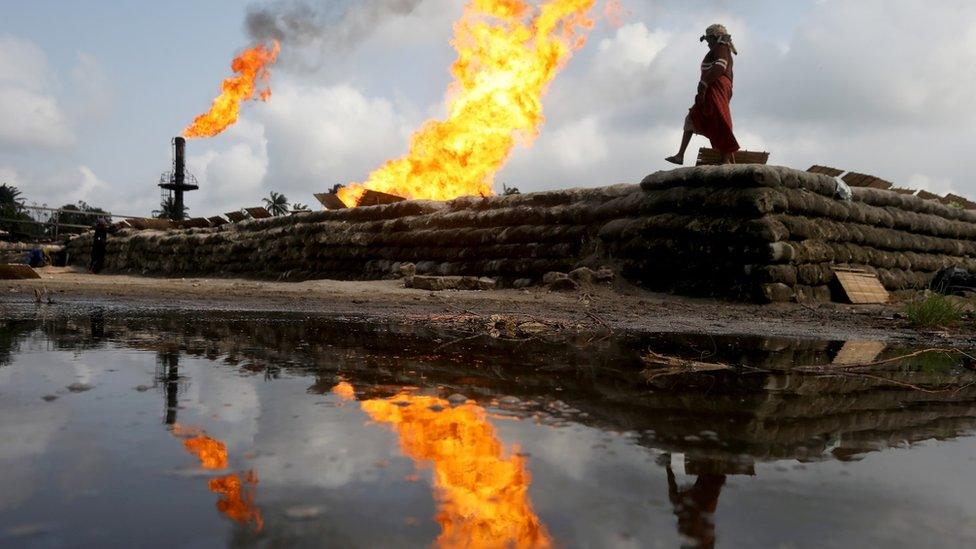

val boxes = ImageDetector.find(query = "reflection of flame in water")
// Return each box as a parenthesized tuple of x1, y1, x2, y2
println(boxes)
(333, 385, 551, 548)
(333, 381, 356, 402)
(173, 424, 229, 470)
(209, 471, 264, 532)
(172, 424, 264, 532)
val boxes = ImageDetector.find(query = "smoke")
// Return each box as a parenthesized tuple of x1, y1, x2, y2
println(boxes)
(245, 0, 424, 57)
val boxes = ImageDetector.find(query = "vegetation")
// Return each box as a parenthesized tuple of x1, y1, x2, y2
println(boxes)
(154, 196, 188, 220)
(904, 292, 964, 329)
(291, 202, 311, 213)
(0, 183, 32, 237)
(0, 183, 23, 206)
(1, 184, 103, 239)
(264, 191, 290, 216)
(55, 201, 108, 234)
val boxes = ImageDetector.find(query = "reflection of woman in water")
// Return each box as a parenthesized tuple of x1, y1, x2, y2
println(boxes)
(663, 457, 726, 549)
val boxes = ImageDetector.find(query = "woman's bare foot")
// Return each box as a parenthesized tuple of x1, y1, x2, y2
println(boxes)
(665, 155, 683, 166)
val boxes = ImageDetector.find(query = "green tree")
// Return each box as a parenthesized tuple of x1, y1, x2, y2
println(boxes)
(55, 201, 109, 235)
(0, 183, 23, 206)
(263, 191, 289, 216)
(154, 196, 188, 221)
(0, 183, 36, 238)
(291, 202, 311, 213)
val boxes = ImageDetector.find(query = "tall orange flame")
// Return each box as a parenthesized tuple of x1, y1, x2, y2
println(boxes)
(337, 0, 596, 207)
(172, 424, 264, 532)
(183, 41, 280, 139)
(348, 387, 551, 549)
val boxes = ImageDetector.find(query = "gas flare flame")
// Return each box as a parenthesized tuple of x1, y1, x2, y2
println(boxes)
(337, 0, 596, 207)
(336, 385, 551, 549)
(183, 41, 280, 139)
(171, 424, 264, 531)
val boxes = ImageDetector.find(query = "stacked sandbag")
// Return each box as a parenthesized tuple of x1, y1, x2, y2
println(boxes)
(65, 165, 976, 302)
(65, 185, 640, 282)
(630, 165, 976, 300)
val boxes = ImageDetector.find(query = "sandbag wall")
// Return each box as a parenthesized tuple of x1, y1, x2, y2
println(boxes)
(65, 165, 976, 301)
(65, 184, 640, 282)
(614, 165, 976, 301)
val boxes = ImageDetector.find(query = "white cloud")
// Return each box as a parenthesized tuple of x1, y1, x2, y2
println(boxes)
(73, 165, 110, 203)
(258, 81, 415, 194)
(8, 1, 976, 216)
(0, 86, 75, 150)
(179, 80, 418, 216)
(548, 116, 609, 169)
(68, 52, 112, 122)
(0, 34, 53, 91)
(597, 23, 670, 73)
(0, 166, 20, 186)
(188, 119, 270, 214)
(0, 35, 75, 150)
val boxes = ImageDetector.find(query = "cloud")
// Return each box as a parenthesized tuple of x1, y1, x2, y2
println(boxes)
(180, 80, 417, 215)
(0, 35, 76, 150)
(0, 166, 20, 187)
(11, 1, 976, 218)
(68, 52, 113, 122)
(741, 0, 976, 128)
(597, 23, 670, 73)
(73, 166, 110, 203)
(187, 119, 270, 214)
(245, 0, 426, 71)
(0, 33, 54, 92)
(0, 163, 123, 213)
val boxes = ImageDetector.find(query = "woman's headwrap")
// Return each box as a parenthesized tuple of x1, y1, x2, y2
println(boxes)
(700, 24, 738, 55)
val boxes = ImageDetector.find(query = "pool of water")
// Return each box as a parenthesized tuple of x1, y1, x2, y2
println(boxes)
(1, 309, 975, 548)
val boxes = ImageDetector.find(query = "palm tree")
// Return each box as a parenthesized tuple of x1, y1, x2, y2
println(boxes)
(263, 191, 289, 217)
(154, 196, 188, 221)
(0, 183, 23, 206)
(0, 183, 30, 236)
(291, 202, 311, 213)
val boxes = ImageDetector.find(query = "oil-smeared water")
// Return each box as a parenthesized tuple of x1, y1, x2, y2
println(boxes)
(1, 309, 975, 548)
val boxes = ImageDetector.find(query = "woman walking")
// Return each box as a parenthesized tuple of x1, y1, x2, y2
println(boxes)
(666, 24, 741, 165)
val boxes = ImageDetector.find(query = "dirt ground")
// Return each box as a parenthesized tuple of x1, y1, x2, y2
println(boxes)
(1, 267, 970, 346)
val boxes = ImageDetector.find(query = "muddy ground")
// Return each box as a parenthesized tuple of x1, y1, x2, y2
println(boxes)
(1, 267, 972, 346)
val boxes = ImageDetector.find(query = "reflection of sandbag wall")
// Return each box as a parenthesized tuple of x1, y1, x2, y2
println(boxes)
(33, 315, 976, 465)
(66, 165, 976, 302)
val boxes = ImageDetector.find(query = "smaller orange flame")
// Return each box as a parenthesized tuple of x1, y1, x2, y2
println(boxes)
(183, 41, 280, 139)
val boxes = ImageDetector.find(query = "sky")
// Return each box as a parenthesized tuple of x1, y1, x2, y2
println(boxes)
(2, 0, 975, 217)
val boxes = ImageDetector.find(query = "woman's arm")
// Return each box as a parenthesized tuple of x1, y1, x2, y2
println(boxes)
(699, 44, 732, 92)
